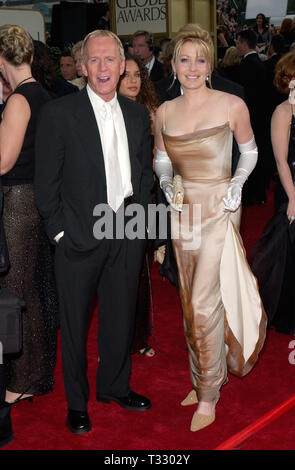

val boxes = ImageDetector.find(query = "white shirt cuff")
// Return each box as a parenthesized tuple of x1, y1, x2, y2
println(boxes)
(54, 231, 64, 243)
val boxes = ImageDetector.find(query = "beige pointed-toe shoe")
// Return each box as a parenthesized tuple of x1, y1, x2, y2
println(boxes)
(181, 389, 198, 406)
(190, 411, 215, 432)
(190, 391, 220, 432)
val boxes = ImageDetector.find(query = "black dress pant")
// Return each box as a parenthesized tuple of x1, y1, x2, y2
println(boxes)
(0, 364, 13, 448)
(55, 235, 145, 411)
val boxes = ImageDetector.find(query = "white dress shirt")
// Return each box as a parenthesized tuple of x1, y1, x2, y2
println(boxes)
(86, 85, 133, 199)
(54, 86, 133, 243)
(145, 55, 155, 76)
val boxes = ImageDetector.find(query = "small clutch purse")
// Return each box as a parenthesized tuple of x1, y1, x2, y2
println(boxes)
(172, 175, 184, 211)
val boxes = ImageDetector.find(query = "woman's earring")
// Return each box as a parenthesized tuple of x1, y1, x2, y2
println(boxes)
(173, 72, 177, 80)
(289, 80, 295, 104)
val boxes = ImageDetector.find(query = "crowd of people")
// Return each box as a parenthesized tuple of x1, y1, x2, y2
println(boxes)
(0, 10, 295, 447)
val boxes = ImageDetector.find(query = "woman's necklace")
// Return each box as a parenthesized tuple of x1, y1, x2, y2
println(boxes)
(15, 76, 33, 89)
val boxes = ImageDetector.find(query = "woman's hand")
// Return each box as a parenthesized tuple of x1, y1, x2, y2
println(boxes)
(287, 198, 295, 224)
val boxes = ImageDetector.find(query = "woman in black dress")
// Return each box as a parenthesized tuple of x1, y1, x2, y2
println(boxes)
(0, 25, 58, 404)
(251, 51, 295, 335)
(118, 54, 159, 357)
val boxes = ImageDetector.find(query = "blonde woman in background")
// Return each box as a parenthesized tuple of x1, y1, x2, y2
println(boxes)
(217, 46, 241, 82)
(71, 41, 86, 90)
(0, 25, 58, 406)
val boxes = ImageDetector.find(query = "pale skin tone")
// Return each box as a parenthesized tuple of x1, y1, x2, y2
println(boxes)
(271, 99, 295, 222)
(81, 35, 125, 102)
(155, 40, 254, 417)
(0, 56, 35, 402)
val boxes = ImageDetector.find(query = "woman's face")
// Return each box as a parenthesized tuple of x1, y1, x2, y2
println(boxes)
(256, 15, 264, 26)
(74, 50, 83, 77)
(173, 41, 209, 91)
(119, 59, 141, 100)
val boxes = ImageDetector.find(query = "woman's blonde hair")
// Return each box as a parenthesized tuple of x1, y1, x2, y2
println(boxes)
(219, 46, 241, 68)
(172, 25, 214, 73)
(274, 51, 295, 94)
(81, 30, 125, 63)
(71, 40, 83, 59)
(0, 24, 33, 65)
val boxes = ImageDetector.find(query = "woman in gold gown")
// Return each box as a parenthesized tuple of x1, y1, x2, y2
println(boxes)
(155, 26, 267, 432)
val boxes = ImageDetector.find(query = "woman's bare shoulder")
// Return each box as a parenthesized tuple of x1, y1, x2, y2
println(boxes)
(3, 92, 30, 118)
(274, 99, 291, 115)
(272, 99, 292, 123)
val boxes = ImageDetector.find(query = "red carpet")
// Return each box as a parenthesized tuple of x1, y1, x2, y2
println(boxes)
(3, 187, 295, 451)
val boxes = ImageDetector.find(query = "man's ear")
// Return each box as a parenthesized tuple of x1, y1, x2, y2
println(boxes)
(119, 60, 126, 76)
(81, 62, 88, 77)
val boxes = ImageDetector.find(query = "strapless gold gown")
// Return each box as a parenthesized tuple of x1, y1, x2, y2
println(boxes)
(163, 123, 267, 402)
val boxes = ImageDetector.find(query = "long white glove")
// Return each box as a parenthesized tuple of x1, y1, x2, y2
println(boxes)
(223, 136, 258, 212)
(154, 147, 175, 208)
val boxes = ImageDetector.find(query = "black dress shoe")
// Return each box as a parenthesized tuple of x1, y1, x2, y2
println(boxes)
(0, 407, 13, 448)
(97, 390, 151, 411)
(66, 409, 92, 434)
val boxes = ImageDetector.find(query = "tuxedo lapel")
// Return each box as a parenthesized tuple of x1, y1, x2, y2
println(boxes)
(118, 95, 142, 195)
(72, 88, 106, 180)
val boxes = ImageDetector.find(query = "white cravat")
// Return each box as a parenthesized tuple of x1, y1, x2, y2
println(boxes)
(102, 101, 124, 212)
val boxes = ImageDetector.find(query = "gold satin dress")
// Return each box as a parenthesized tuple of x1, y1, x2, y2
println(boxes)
(162, 122, 267, 402)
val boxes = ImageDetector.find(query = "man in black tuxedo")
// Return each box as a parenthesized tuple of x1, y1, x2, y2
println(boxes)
(264, 34, 286, 113)
(263, 34, 287, 186)
(35, 30, 153, 434)
(132, 30, 164, 82)
(237, 29, 268, 204)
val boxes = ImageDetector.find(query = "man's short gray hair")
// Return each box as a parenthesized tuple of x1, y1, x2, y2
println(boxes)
(81, 30, 125, 63)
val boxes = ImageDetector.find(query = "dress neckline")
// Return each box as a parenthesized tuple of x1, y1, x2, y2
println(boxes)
(162, 121, 230, 139)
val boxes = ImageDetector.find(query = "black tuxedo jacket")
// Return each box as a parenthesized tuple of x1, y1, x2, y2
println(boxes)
(264, 54, 286, 114)
(35, 88, 154, 253)
(239, 53, 267, 121)
(150, 58, 164, 82)
(154, 71, 245, 104)
(154, 72, 245, 174)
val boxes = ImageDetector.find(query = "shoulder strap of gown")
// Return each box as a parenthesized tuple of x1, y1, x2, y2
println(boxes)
(162, 101, 167, 132)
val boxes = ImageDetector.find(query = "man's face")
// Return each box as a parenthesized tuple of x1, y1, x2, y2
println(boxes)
(132, 35, 152, 63)
(81, 36, 125, 102)
(60, 56, 77, 81)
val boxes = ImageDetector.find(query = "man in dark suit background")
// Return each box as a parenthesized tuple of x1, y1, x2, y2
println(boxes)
(132, 30, 164, 82)
(155, 70, 245, 174)
(237, 29, 268, 204)
(35, 30, 154, 434)
(263, 34, 287, 186)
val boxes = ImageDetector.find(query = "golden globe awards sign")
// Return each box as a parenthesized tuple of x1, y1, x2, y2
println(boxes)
(112, 0, 167, 36)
